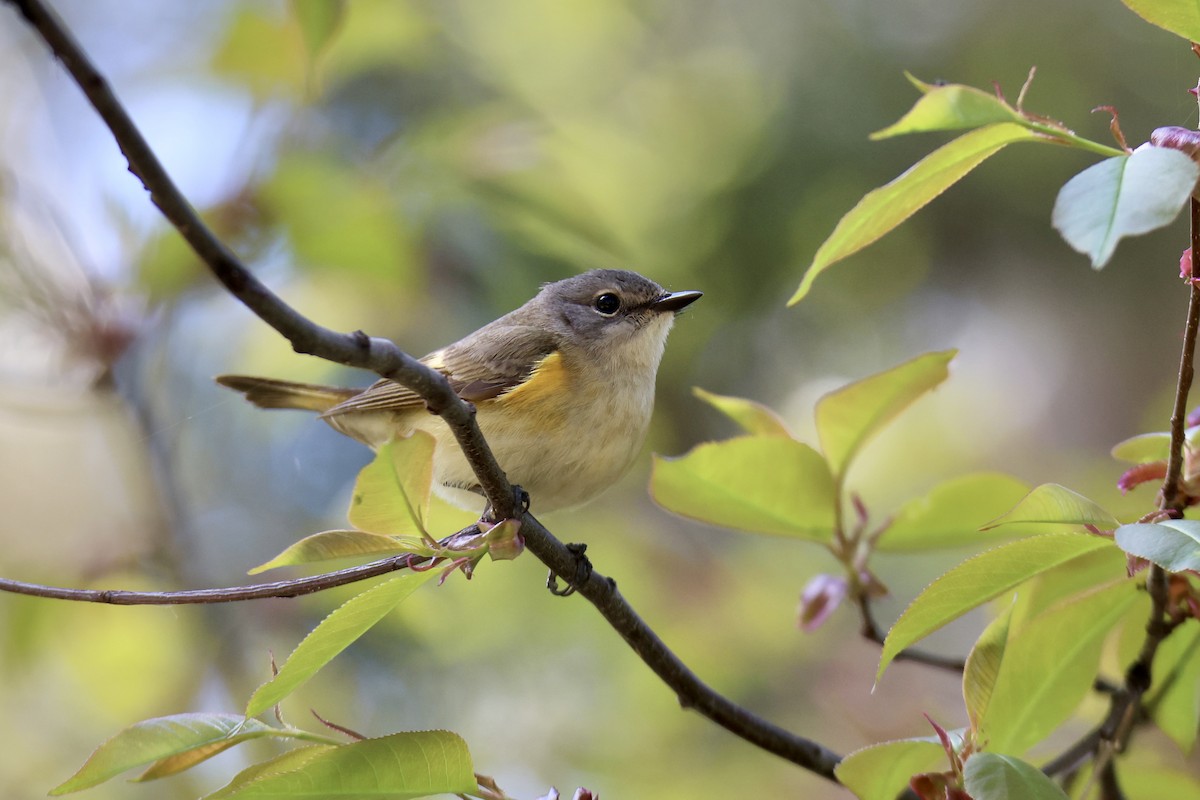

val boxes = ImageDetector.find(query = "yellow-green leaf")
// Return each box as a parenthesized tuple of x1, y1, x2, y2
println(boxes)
(982, 483, 1119, 531)
(692, 387, 792, 437)
(1111, 432, 1171, 464)
(249, 530, 418, 574)
(651, 436, 835, 541)
(791, 123, 1040, 304)
(246, 571, 438, 717)
(348, 432, 436, 536)
(835, 737, 948, 800)
(877, 533, 1113, 682)
(872, 78, 1021, 139)
(291, 0, 345, 63)
(204, 746, 338, 800)
(1146, 624, 1200, 753)
(52, 714, 298, 794)
(815, 350, 955, 483)
(1121, 0, 1200, 42)
(205, 731, 476, 799)
(963, 602, 1013, 733)
(980, 580, 1138, 754)
(878, 472, 1031, 551)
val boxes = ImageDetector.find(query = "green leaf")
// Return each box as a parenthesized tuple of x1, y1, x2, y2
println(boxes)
(1146, 624, 1200, 753)
(1120, 0, 1200, 41)
(1122, 763, 1200, 800)
(877, 533, 1113, 681)
(204, 746, 339, 800)
(1111, 432, 1171, 464)
(963, 602, 1013, 733)
(206, 731, 476, 799)
(790, 123, 1040, 304)
(872, 78, 1021, 139)
(815, 350, 956, 483)
(980, 580, 1138, 754)
(877, 472, 1031, 551)
(1115, 520, 1200, 572)
(52, 714, 296, 793)
(1051, 146, 1199, 269)
(290, 0, 345, 63)
(834, 738, 947, 800)
(982, 483, 1119, 531)
(348, 432, 436, 536)
(651, 436, 836, 541)
(249, 530, 417, 574)
(246, 571, 438, 718)
(692, 387, 792, 437)
(963, 753, 1068, 800)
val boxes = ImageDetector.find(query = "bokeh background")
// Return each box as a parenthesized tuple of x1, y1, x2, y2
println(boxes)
(2, 1, 1199, 797)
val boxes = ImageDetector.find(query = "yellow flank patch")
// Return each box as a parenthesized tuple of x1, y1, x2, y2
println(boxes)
(496, 351, 569, 411)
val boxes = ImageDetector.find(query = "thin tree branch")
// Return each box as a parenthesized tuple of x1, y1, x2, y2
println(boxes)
(857, 595, 966, 674)
(5, 0, 843, 781)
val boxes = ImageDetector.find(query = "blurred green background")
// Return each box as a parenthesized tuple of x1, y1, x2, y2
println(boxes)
(2, 1, 1199, 797)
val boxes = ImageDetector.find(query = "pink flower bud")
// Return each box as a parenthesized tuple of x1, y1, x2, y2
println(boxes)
(797, 574, 848, 632)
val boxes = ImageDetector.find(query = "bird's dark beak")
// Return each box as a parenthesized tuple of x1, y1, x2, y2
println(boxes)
(652, 290, 703, 313)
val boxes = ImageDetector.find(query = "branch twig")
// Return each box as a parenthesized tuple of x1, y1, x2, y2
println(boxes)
(4, 0, 843, 781)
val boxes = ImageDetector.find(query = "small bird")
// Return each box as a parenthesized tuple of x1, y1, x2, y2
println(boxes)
(217, 269, 701, 513)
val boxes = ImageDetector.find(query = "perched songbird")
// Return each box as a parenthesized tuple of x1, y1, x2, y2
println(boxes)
(217, 269, 701, 513)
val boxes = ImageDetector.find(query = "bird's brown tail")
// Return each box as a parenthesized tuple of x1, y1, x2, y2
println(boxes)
(215, 375, 359, 413)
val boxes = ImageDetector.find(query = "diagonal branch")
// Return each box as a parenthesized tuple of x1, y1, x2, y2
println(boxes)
(5, 0, 843, 782)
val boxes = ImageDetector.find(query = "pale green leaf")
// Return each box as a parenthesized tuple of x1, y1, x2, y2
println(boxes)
(1009, 545, 1129, 632)
(1123, 763, 1200, 800)
(52, 714, 295, 794)
(815, 350, 955, 482)
(963, 753, 1068, 800)
(249, 530, 418, 574)
(692, 387, 792, 437)
(1051, 146, 1199, 269)
(1111, 432, 1171, 464)
(872, 79, 1021, 139)
(209, 731, 476, 799)
(790, 123, 1040, 304)
(246, 571, 438, 718)
(982, 483, 1119, 531)
(650, 436, 836, 541)
(348, 432, 436, 536)
(1115, 520, 1200, 572)
(1146, 624, 1200, 753)
(834, 738, 947, 800)
(877, 533, 1113, 681)
(1120, 0, 1200, 41)
(204, 746, 339, 800)
(963, 602, 1013, 733)
(981, 580, 1138, 754)
(878, 472, 1031, 551)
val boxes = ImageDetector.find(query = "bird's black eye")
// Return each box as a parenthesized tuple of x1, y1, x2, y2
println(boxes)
(593, 292, 621, 316)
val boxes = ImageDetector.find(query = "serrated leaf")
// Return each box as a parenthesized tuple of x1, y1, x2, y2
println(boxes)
(963, 753, 1068, 800)
(52, 714, 296, 794)
(980, 580, 1138, 754)
(1052, 146, 1199, 269)
(877, 472, 1031, 551)
(815, 350, 955, 483)
(834, 737, 947, 800)
(982, 483, 1119, 531)
(692, 387, 792, 437)
(650, 436, 836, 541)
(1146, 624, 1200, 753)
(1120, 0, 1200, 41)
(791, 123, 1040, 304)
(207, 731, 475, 799)
(877, 533, 1113, 681)
(250, 530, 417, 574)
(963, 602, 1014, 733)
(1111, 432, 1172, 464)
(348, 433, 436, 536)
(1115, 520, 1200, 572)
(204, 745, 339, 800)
(872, 80, 1021, 139)
(246, 571, 438, 718)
